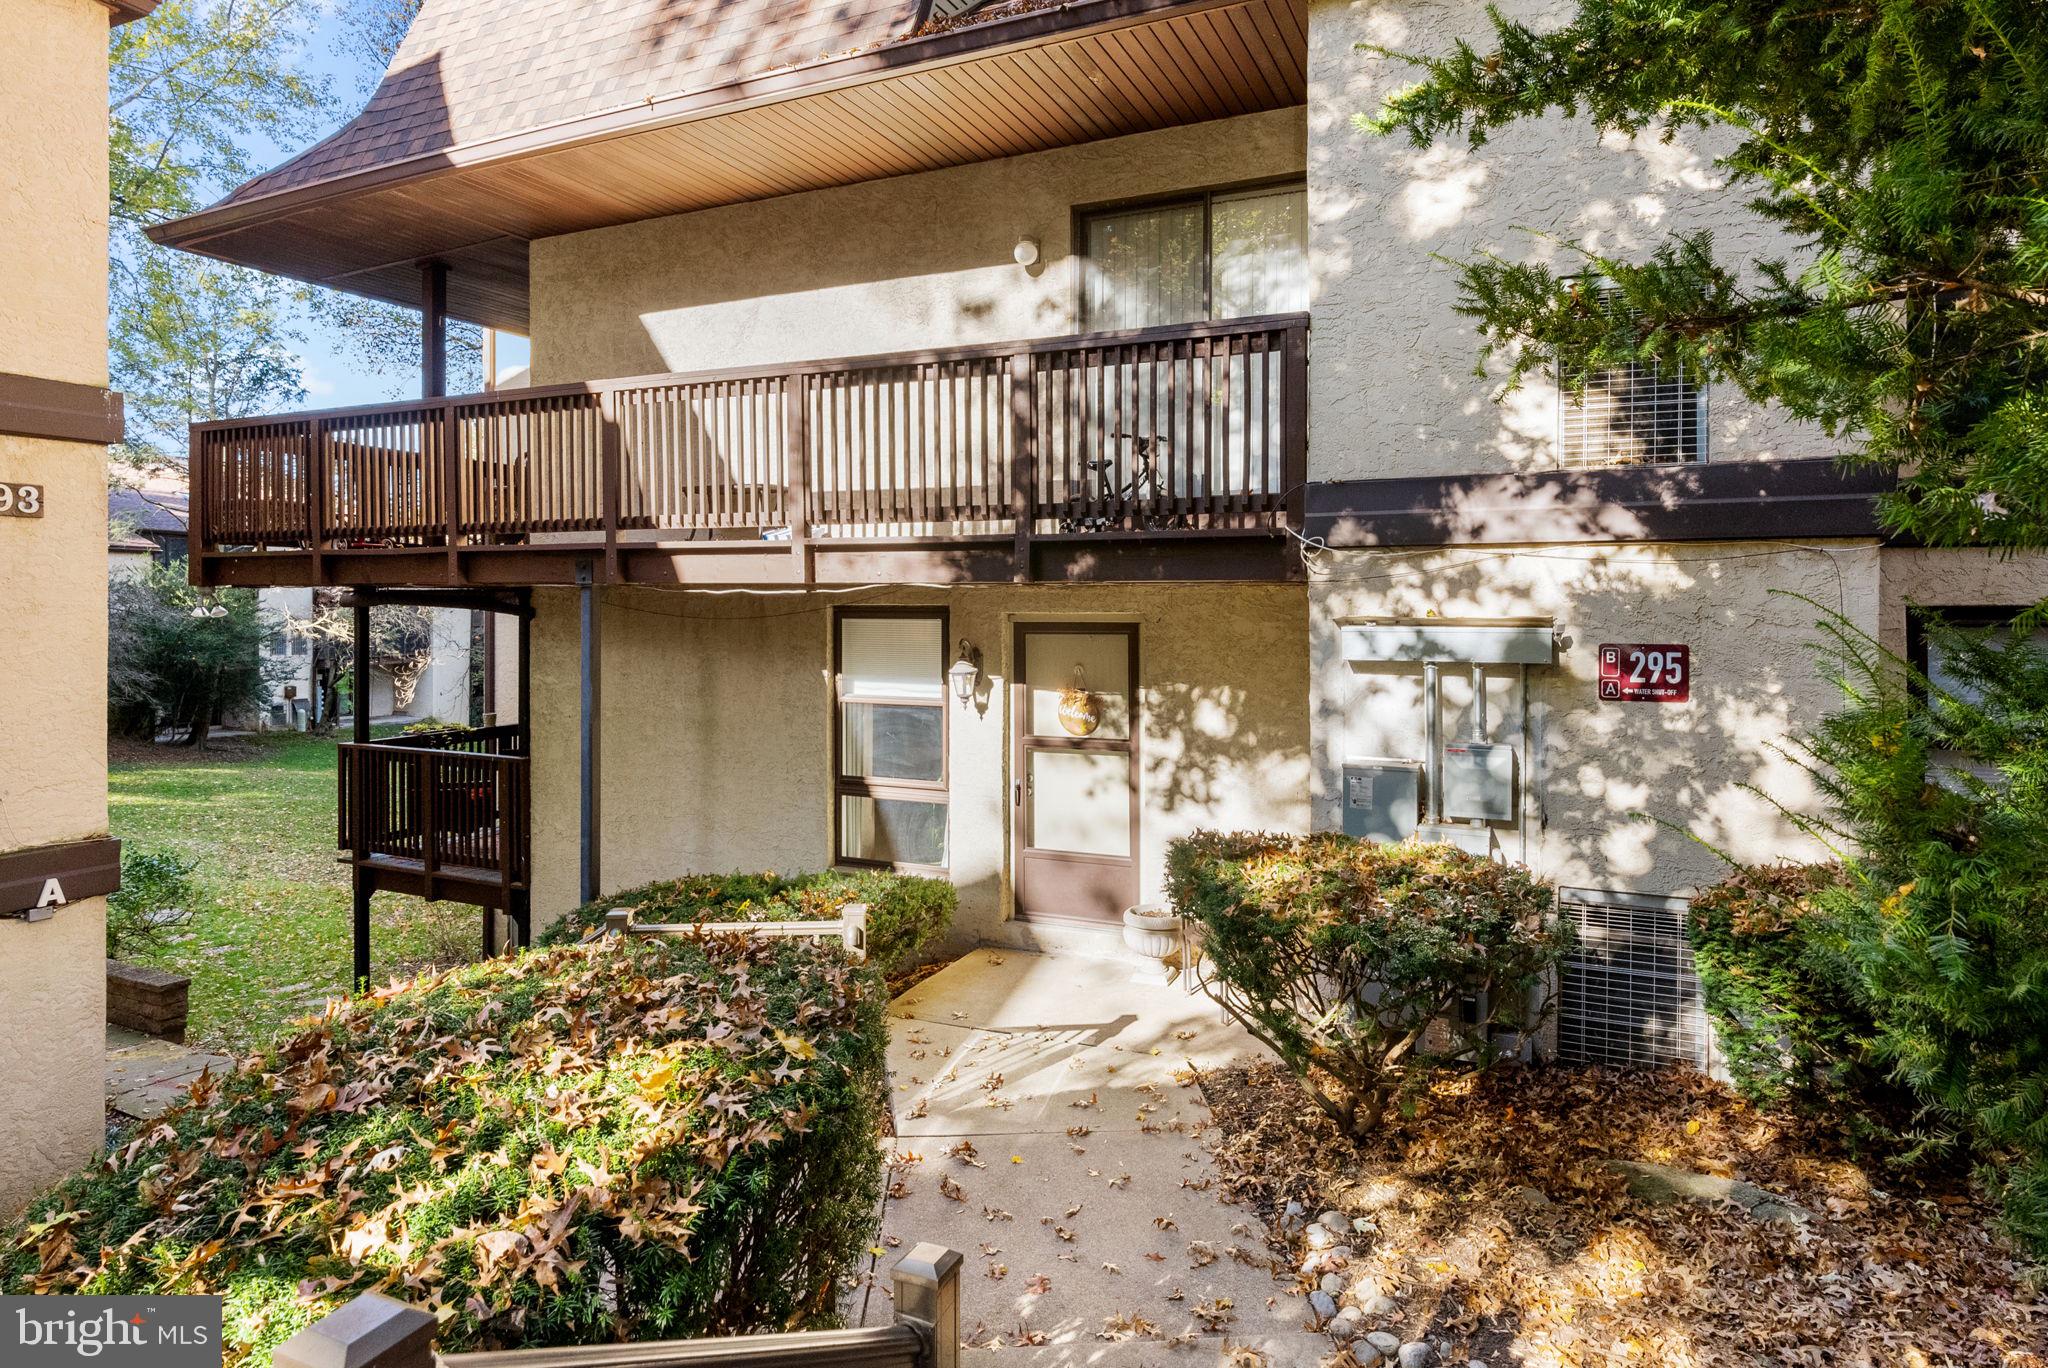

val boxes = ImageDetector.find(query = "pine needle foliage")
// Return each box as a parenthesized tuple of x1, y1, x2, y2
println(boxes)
(1362, 1, 2048, 547)
(1780, 609, 2048, 1252)
(1, 934, 888, 1365)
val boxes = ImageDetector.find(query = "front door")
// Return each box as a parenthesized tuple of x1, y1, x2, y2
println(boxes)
(1013, 624, 1139, 924)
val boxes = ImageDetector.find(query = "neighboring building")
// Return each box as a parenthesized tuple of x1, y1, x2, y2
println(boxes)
(109, 480, 189, 561)
(108, 480, 475, 729)
(0, 0, 155, 1214)
(151, 0, 2046, 1063)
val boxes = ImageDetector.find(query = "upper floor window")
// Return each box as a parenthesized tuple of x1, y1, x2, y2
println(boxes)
(1558, 289, 1706, 468)
(1082, 182, 1307, 332)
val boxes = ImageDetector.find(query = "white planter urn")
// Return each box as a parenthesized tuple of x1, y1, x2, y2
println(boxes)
(1121, 904, 1181, 985)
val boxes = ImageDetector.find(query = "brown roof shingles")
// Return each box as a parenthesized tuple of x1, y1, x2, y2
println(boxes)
(222, 0, 940, 206)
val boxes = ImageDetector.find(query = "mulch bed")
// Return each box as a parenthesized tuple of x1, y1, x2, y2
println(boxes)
(1198, 1060, 2045, 1367)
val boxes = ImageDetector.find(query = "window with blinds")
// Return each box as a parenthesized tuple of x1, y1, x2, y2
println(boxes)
(1081, 182, 1307, 331)
(834, 610, 948, 870)
(1558, 292, 1707, 468)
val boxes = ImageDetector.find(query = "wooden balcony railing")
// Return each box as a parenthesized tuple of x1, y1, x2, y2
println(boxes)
(338, 726, 529, 908)
(190, 315, 1308, 584)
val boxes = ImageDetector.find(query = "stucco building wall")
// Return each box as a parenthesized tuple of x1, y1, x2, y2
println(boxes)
(1303, 0, 1833, 482)
(526, 583, 1310, 944)
(527, 109, 1307, 384)
(0, 0, 116, 1215)
(1877, 548, 2048, 655)
(1310, 540, 1883, 897)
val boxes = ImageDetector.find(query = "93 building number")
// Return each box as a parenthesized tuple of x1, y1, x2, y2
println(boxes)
(0, 482, 45, 518)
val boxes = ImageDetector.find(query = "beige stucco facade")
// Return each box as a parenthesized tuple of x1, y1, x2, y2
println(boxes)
(1309, 541, 1886, 897)
(506, 0, 2043, 970)
(1304, 0, 1833, 481)
(528, 108, 1307, 385)
(525, 583, 1311, 943)
(0, 0, 119, 1215)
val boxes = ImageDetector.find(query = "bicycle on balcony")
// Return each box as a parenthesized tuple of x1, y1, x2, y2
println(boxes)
(1056, 431, 1194, 533)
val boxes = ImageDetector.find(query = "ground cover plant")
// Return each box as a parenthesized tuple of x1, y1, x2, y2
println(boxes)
(110, 730, 478, 1049)
(1201, 1060, 2043, 1368)
(543, 870, 955, 981)
(1167, 831, 1568, 1138)
(3, 932, 888, 1366)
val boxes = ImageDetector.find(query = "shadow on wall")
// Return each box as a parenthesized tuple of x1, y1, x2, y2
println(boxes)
(1305, 4, 1826, 478)
(1144, 681, 1308, 819)
(1313, 537, 1859, 890)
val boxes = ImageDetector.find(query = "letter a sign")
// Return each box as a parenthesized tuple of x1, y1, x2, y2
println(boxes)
(0, 838, 121, 922)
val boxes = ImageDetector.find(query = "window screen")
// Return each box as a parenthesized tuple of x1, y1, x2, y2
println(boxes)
(1558, 291, 1705, 468)
(835, 611, 948, 869)
(1082, 183, 1307, 331)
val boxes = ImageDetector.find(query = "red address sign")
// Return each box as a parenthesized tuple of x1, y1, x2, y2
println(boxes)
(1599, 643, 1690, 702)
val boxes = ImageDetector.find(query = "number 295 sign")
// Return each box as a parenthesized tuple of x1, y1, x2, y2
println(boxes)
(1599, 643, 1690, 703)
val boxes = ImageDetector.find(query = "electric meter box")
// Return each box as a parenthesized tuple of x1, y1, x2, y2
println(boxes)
(1441, 741, 1516, 822)
(1341, 759, 1421, 843)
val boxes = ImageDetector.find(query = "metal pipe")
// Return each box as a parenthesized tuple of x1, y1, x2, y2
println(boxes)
(578, 562, 601, 905)
(420, 261, 447, 399)
(1422, 659, 1441, 825)
(350, 599, 372, 987)
(1470, 661, 1488, 740)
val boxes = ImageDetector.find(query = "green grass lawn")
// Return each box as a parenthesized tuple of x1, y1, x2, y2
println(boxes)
(110, 731, 479, 1051)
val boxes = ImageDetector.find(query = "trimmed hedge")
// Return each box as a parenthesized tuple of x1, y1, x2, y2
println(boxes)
(1686, 862, 1876, 1110)
(1168, 831, 1568, 1138)
(540, 870, 955, 980)
(2, 934, 887, 1364)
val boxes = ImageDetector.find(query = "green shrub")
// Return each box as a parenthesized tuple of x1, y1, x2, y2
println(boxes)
(2, 933, 887, 1363)
(1167, 831, 1568, 1139)
(1686, 861, 1873, 1109)
(540, 870, 955, 980)
(1785, 607, 2048, 1255)
(105, 847, 199, 958)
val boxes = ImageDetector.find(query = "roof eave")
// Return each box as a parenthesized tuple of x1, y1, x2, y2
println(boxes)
(147, 0, 1239, 254)
(106, 0, 160, 26)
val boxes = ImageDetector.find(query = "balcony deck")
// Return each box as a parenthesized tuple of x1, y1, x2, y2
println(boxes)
(189, 315, 1308, 589)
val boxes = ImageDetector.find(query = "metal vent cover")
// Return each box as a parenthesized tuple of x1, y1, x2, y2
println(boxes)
(1558, 290, 1707, 468)
(1555, 886, 1715, 1070)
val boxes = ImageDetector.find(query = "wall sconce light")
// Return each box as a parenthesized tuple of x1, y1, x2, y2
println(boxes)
(1013, 236, 1041, 268)
(948, 641, 983, 704)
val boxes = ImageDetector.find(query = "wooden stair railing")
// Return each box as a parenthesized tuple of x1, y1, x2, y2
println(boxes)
(270, 1243, 963, 1368)
(338, 730, 530, 907)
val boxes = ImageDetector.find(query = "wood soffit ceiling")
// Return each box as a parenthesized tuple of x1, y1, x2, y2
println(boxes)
(146, 0, 1308, 333)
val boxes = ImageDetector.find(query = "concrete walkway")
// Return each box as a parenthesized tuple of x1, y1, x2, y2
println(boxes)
(106, 1026, 234, 1121)
(859, 950, 1328, 1366)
